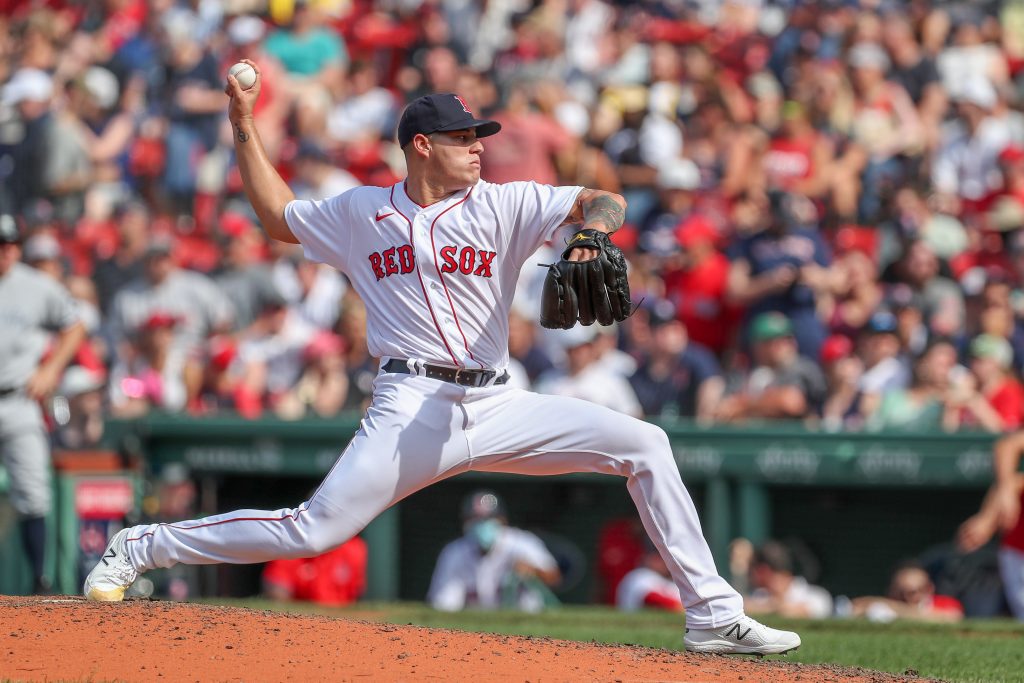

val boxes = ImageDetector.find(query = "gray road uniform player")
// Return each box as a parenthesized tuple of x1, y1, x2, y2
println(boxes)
(0, 214, 86, 592)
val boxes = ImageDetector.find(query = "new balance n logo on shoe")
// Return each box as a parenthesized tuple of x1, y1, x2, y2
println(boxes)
(725, 623, 752, 641)
(101, 548, 117, 567)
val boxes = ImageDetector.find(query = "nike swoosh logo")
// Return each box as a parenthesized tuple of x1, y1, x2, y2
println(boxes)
(101, 548, 117, 567)
(375, 211, 394, 222)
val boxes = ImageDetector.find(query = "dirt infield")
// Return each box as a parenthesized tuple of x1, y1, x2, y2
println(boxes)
(0, 596, 931, 682)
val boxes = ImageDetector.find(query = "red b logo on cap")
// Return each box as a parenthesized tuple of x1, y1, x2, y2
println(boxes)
(453, 94, 472, 115)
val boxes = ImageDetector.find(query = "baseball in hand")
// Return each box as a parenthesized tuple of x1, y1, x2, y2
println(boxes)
(228, 62, 257, 90)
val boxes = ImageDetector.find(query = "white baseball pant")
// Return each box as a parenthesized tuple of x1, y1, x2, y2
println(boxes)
(126, 372, 744, 628)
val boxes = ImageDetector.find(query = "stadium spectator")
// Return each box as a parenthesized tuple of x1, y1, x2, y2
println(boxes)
(107, 237, 234, 353)
(717, 312, 826, 422)
(743, 540, 833, 620)
(536, 325, 642, 417)
(867, 338, 959, 432)
(948, 334, 1024, 432)
(264, 0, 347, 95)
(851, 563, 964, 623)
(236, 289, 316, 415)
(428, 490, 560, 613)
(262, 536, 367, 607)
(51, 366, 106, 451)
(628, 300, 724, 421)
(108, 311, 198, 418)
(213, 211, 281, 331)
(726, 190, 838, 359)
(274, 330, 348, 420)
(290, 139, 360, 201)
(662, 216, 735, 355)
(91, 201, 149, 315)
(820, 334, 865, 432)
(616, 545, 682, 613)
(957, 431, 1024, 620)
(857, 310, 911, 417)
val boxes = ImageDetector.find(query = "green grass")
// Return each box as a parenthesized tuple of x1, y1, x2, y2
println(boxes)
(205, 599, 1024, 683)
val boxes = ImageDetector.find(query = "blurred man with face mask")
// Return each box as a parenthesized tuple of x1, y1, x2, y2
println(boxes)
(428, 490, 561, 612)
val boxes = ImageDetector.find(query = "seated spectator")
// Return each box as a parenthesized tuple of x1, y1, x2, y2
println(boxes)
(237, 291, 316, 413)
(290, 139, 360, 201)
(107, 237, 234, 354)
(717, 312, 826, 422)
(851, 563, 964, 623)
(262, 537, 367, 607)
(628, 300, 724, 420)
(508, 307, 555, 385)
(52, 366, 106, 450)
(957, 430, 1024, 620)
(885, 240, 965, 338)
(744, 540, 833, 619)
(596, 517, 647, 605)
(727, 190, 839, 359)
(274, 331, 348, 420)
(108, 311, 198, 417)
(536, 326, 642, 417)
(949, 334, 1024, 432)
(214, 212, 281, 331)
(189, 335, 256, 418)
(662, 216, 736, 355)
(428, 491, 560, 613)
(858, 310, 911, 417)
(820, 335, 865, 432)
(616, 546, 682, 612)
(868, 338, 959, 432)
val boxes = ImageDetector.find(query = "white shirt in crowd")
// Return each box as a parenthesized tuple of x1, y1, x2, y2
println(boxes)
(616, 566, 682, 611)
(751, 576, 833, 620)
(536, 364, 643, 417)
(428, 526, 558, 613)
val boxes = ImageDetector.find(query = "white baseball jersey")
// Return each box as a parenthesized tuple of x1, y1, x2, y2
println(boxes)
(427, 526, 558, 612)
(284, 179, 581, 369)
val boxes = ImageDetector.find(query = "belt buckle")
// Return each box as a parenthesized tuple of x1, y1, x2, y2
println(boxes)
(454, 367, 467, 386)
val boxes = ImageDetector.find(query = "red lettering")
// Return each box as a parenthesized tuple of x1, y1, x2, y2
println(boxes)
(440, 245, 458, 273)
(382, 247, 399, 276)
(397, 245, 415, 274)
(474, 250, 496, 278)
(369, 253, 385, 281)
(459, 246, 475, 275)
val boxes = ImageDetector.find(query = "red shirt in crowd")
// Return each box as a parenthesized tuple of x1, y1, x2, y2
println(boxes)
(663, 252, 735, 354)
(262, 537, 368, 606)
(987, 378, 1024, 430)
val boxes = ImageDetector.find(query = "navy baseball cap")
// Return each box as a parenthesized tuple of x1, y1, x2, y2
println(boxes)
(396, 93, 501, 149)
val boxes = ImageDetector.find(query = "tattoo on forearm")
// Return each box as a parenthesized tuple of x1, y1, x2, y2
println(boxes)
(234, 124, 249, 143)
(583, 195, 625, 232)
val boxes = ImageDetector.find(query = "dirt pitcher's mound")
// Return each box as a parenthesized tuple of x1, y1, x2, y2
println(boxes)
(1, 596, 927, 683)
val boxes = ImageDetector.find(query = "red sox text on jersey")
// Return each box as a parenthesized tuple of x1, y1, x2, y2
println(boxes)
(368, 245, 497, 281)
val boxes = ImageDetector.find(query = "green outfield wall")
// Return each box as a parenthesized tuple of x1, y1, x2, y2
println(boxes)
(0, 416, 1013, 600)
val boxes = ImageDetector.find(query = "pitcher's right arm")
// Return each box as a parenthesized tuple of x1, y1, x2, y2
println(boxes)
(226, 59, 298, 244)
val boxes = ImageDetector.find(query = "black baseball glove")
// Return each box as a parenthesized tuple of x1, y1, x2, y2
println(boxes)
(539, 228, 632, 329)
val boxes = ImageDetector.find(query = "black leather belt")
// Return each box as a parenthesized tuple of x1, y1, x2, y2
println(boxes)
(381, 359, 509, 387)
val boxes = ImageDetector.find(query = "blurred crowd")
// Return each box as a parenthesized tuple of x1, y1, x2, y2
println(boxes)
(9, 0, 1024, 439)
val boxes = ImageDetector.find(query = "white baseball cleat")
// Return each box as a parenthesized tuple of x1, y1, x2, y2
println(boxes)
(684, 615, 801, 655)
(83, 528, 139, 602)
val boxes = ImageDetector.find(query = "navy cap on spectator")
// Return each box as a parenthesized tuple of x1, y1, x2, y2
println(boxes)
(396, 93, 501, 149)
(865, 310, 899, 335)
(648, 299, 678, 328)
